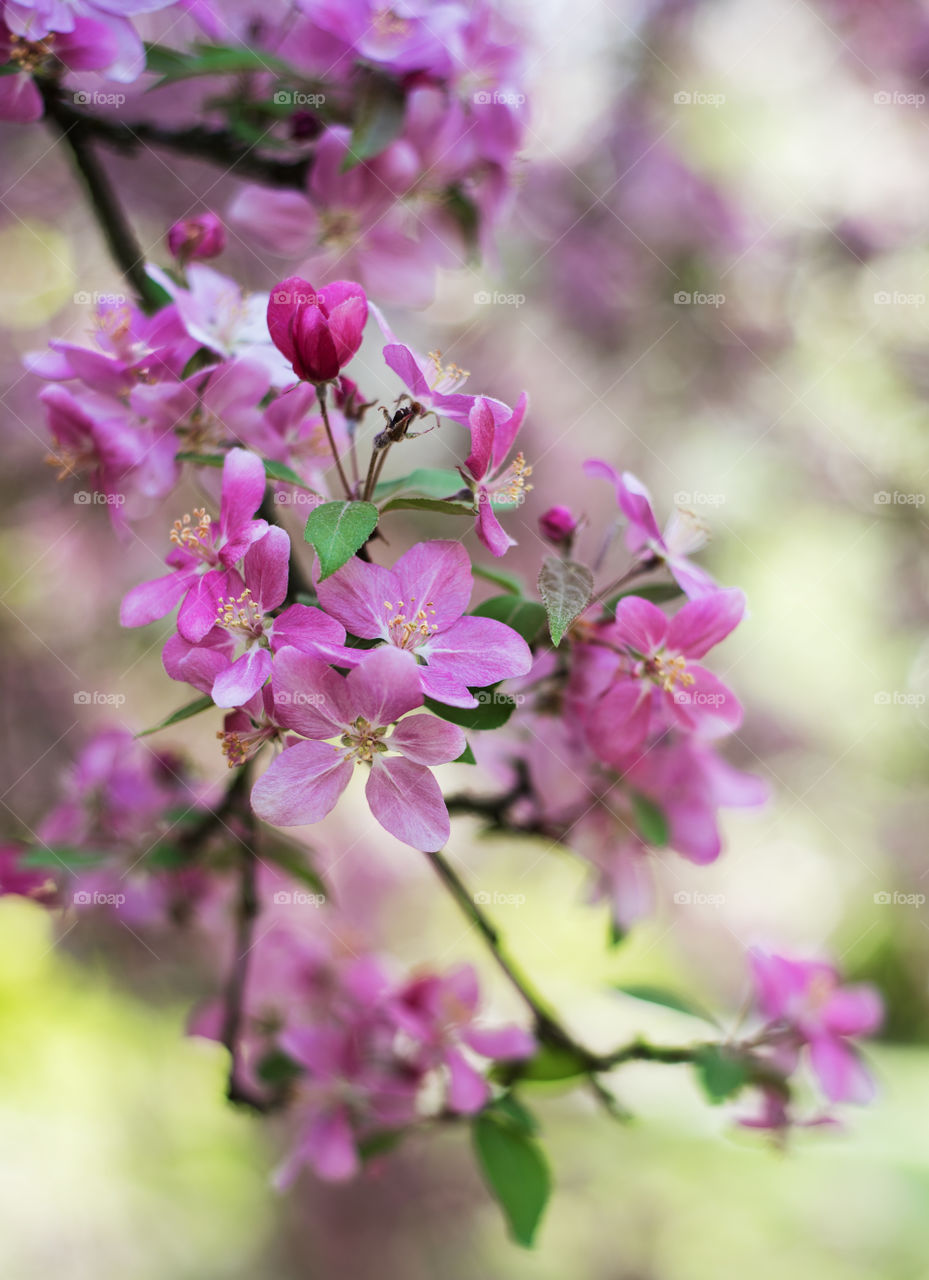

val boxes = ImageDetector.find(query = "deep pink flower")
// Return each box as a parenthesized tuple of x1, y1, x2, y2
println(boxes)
(392, 963, 534, 1113)
(586, 589, 745, 763)
(585, 459, 717, 599)
(539, 504, 577, 545)
(251, 646, 465, 851)
(267, 275, 367, 385)
(315, 539, 532, 708)
(751, 950, 882, 1104)
(120, 447, 269, 642)
(167, 212, 226, 263)
(464, 393, 531, 556)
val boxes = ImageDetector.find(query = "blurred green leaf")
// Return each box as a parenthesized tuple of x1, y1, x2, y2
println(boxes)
(472, 1108, 551, 1247)
(518, 1044, 588, 1082)
(454, 743, 477, 765)
(342, 70, 406, 168)
(630, 793, 669, 847)
(694, 1046, 748, 1103)
(424, 689, 516, 730)
(145, 41, 292, 87)
(472, 564, 525, 595)
(603, 582, 683, 614)
(20, 846, 105, 870)
(304, 500, 378, 579)
(615, 984, 715, 1024)
(137, 695, 215, 738)
(372, 467, 463, 500)
(380, 496, 474, 516)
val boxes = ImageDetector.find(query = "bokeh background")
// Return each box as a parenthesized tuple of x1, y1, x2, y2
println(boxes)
(3, 0, 929, 1275)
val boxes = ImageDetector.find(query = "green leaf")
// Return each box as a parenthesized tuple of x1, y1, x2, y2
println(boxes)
(471, 596, 548, 644)
(145, 41, 293, 87)
(472, 564, 525, 596)
(424, 689, 516, 731)
(603, 582, 684, 614)
(263, 458, 316, 490)
(518, 1044, 587, 1083)
(19, 846, 106, 870)
(137, 695, 215, 738)
(261, 841, 328, 897)
(380, 496, 474, 516)
(454, 743, 477, 765)
(608, 918, 627, 948)
(538, 556, 594, 646)
(615, 984, 714, 1024)
(176, 451, 314, 492)
(472, 1110, 551, 1247)
(304, 500, 378, 580)
(372, 467, 464, 501)
(694, 1046, 748, 1103)
(342, 70, 406, 168)
(492, 1094, 539, 1134)
(256, 1048, 303, 1088)
(630, 793, 669, 847)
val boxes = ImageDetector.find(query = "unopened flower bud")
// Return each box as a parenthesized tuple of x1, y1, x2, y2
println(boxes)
(167, 212, 225, 263)
(539, 505, 577, 545)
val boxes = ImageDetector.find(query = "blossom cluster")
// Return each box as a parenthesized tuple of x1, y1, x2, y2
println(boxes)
(2, 0, 529, 305)
(5, 225, 883, 1212)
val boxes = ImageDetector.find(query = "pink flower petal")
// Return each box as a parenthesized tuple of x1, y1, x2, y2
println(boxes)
(611, 595, 669, 655)
(388, 714, 466, 764)
(666, 588, 745, 659)
(272, 647, 353, 736)
(251, 740, 352, 826)
(242, 526, 289, 611)
(393, 540, 473, 632)
(212, 647, 272, 709)
(315, 555, 399, 639)
(421, 614, 531, 691)
(445, 1047, 490, 1113)
(366, 755, 450, 850)
(347, 647, 423, 725)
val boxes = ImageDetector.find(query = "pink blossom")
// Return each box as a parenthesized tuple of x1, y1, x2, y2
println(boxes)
(167, 211, 226, 264)
(251, 646, 465, 851)
(371, 301, 480, 424)
(147, 263, 294, 387)
(230, 129, 454, 307)
(163, 526, 348, 708)
(585, 459, 717, 599)
(586, 590, 745, 764)
(314, 539, 532, 707)
(2, 0, 173, 88)
(750, 950, 882, 1104)
(120, 447, 269, 642)
(392, 963, 534, 1112)
(464, 393, 531, 556)
(267, 275, 367, 385)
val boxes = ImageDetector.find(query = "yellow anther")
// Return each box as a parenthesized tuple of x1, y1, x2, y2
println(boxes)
(170, 508, 212, 551)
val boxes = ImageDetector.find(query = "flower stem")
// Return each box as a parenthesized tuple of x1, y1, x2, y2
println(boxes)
(317, 383, 354, 500)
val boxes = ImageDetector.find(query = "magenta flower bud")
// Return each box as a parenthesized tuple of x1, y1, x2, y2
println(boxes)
(539, 505, 578, 544)
(267, 276, 368, 384)
(167, 212, 226, 263)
